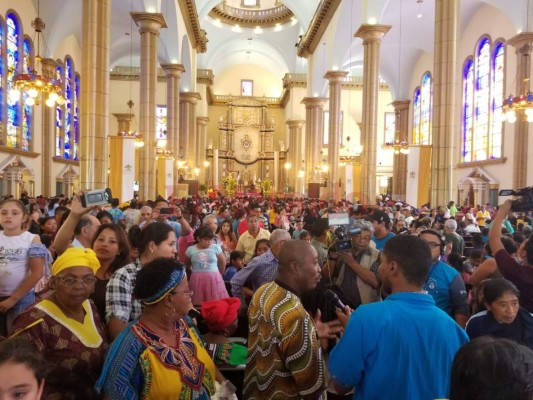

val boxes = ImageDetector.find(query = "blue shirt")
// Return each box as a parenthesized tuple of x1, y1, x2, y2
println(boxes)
(423, 260, 469, 317)
(329, 292, 469, 400)
(371, 232, 395, 251)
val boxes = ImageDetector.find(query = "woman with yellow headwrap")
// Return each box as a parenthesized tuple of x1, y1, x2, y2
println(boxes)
(10, 247, 108, 400)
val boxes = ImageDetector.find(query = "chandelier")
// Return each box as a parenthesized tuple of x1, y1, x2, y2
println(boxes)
(8, 3, 64, 107)
(502, 77, 533, 123)
(118, 100, 145, 148)
(384, 140, 410, 155)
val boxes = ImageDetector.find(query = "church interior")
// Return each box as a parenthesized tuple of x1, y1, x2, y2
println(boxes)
(0, 0, 531, 208)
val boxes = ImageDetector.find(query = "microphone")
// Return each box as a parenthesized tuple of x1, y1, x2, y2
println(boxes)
(323, 289, 346, 312)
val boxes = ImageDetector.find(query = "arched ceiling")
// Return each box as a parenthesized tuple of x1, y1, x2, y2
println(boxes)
(30, 0, 530, 96)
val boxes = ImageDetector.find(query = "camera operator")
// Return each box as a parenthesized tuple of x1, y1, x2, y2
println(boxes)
(323, 220, 381, 308)
(489, 200, 533, 313)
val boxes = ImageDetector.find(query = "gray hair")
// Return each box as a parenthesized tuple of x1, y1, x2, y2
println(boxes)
(270, 229, 291, 246)
(202, 214, 218, 225)
(444, 219, 457, 231)
(350, 220, 374, 234)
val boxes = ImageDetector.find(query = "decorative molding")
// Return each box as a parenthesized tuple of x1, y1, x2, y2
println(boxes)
(206, 86, 284, 108)
(110, 66, 166, 82)
(456, 157, 507, 169)
(0, 147, 40, 158)
(178, 0, 208, 53)
(208, 2, 294, 28)
(282, 73, 307, 89)
(52, 157, 80, 166)
(297, 0, 342, 58)
(197, 69, 215, 85)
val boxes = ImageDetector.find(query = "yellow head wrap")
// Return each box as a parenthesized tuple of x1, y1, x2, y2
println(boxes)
(52, 248, 100, 276)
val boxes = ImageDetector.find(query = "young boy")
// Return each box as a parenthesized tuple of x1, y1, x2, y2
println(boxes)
(222, 250, 245, 282)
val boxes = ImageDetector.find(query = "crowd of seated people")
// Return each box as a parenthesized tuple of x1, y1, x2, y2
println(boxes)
(0, 191, 533, 399)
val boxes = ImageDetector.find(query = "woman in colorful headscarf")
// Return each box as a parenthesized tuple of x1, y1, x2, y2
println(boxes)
(96, 257, 217, 399)
(10, 247, 108, 400)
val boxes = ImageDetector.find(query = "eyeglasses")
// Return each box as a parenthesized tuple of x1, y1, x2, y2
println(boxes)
(425, 242, 441, 249)
(172, 291, 193, 298)
(56, 276, 97, 287)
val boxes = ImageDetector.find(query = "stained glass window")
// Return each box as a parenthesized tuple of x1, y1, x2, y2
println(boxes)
(412, 73, 432, 145)
(55, 62, 63, 157)
(73, 74, 80, 160)
(462, 59, 474, 162)
(461, 37, 504, 163)
(419, 73, 432, 145)
(6, 14, 20, 149)
(412, 88, 421, 143)
(0, 18, 4, 144)
(22, 37, 32, 151)
(156, 105, 167, 140)
(64, 57, 73, 159)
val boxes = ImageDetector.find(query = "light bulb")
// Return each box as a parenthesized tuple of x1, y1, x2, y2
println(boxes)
(45, 97, 55, 107)
(56, 96, 66, 106)
(527, 114, 533, 123)
(508, 112, 517, 123)
(9, 88, 21, 102)
(25, 97, 35, 106)
(525, 108, 533, 117)
(28, 88, 39, 98)
(48, 92, 59, 102)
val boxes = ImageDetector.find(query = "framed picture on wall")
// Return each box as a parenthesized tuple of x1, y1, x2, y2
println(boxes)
(384, 112, 396, 143)
(241, 80, 253, 96)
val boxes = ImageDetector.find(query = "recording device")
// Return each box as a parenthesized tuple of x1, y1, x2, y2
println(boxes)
(499, 187, 533, 211)
(159, 207, 172, 215)
(80, 188, 112, 208)
(323, 289, 346, 313)
(328, 212, 362, 251)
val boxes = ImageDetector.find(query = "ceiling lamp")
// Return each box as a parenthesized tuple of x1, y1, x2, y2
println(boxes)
(8, 2, 64, 107)
(502, 78, 533, 123)
(384, 140, 410, 155)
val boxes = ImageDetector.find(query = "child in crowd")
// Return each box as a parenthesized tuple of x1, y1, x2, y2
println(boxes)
(299, 230, 312, 242)
(291, 218, 305, 239)
(253, 239, 270, 258)
(0, 337, 47, 400)
(222, 251, 245, 282)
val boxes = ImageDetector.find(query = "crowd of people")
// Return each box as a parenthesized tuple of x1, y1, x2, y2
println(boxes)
(0, 190, 533, 399)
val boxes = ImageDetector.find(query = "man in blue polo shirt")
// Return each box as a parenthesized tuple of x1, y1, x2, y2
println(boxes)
(329, 235, 468, 400)
(419, 229, 470, 327)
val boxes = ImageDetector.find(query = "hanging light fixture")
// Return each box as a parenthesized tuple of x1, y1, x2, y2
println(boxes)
(384, 0, 410, 155)
(503, 0, 533, 123)
(8, 0, 64, 107)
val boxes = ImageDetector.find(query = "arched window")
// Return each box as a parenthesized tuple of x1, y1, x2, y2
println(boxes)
(22, 36, 33, 151)
(54, 56, 79, 160)
(6, 13, 20, 149)
(0, 17, 4, 142)
(412, 72, 432, 144)
(461, 37, 504, 162)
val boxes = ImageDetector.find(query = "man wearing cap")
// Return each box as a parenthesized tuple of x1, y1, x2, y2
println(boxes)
(368, 210, 395, 251)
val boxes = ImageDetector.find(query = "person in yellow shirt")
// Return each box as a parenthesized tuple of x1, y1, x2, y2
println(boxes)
(476, 205, 491, 227)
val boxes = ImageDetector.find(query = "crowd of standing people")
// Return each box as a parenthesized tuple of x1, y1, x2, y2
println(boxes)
(0, 190, 532, 399)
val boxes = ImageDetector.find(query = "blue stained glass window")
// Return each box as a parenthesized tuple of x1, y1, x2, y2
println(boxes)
(64, 57, 73, 159)
(462, 59, 474, 163)
(419, 73, 432, 145)
(73, 74, 80, 160)
(461, 37, 505, 163)
(412, 88, 421, 143)
(6, 14, 20, 149)
(55, 63, 63, 157)
(22, 37, 32, 151)
(0, 19, 4, 143)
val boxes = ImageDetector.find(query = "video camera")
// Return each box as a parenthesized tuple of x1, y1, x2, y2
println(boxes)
(328, 213, 361, 251)
(499, 187, 533, 212)
(81, 188, 112, 208)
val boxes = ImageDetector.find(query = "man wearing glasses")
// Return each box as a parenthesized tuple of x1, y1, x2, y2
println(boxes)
(419, 229, 469, 327)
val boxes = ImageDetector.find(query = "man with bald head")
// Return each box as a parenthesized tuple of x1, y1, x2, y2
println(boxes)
(244, 240, 340, 400)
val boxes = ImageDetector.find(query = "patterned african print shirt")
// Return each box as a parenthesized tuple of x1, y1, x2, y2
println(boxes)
(244, 280, 326, 400)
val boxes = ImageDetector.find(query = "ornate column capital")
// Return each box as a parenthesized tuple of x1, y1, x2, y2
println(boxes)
(507, 32, 533, 51)
(324, 70, 348, 84)
(301, 97, 328, 108)
(354, 24, 391, 44)
(197, 116, 209, 125)
(161, 63, 186, 78)
(180, 92, 202, 104)
(391, 100, 411, 112)
(286, 120, 305, 129)
(131, 12, 167, 35)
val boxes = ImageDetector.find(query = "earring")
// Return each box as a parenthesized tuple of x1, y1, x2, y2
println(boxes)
(164, 306, 176, 318)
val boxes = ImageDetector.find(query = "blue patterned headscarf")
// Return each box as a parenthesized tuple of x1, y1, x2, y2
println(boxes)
(140, 269, 186, 305)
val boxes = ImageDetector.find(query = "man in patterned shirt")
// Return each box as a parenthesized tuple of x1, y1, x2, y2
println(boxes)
(244, 240, 341, 400)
